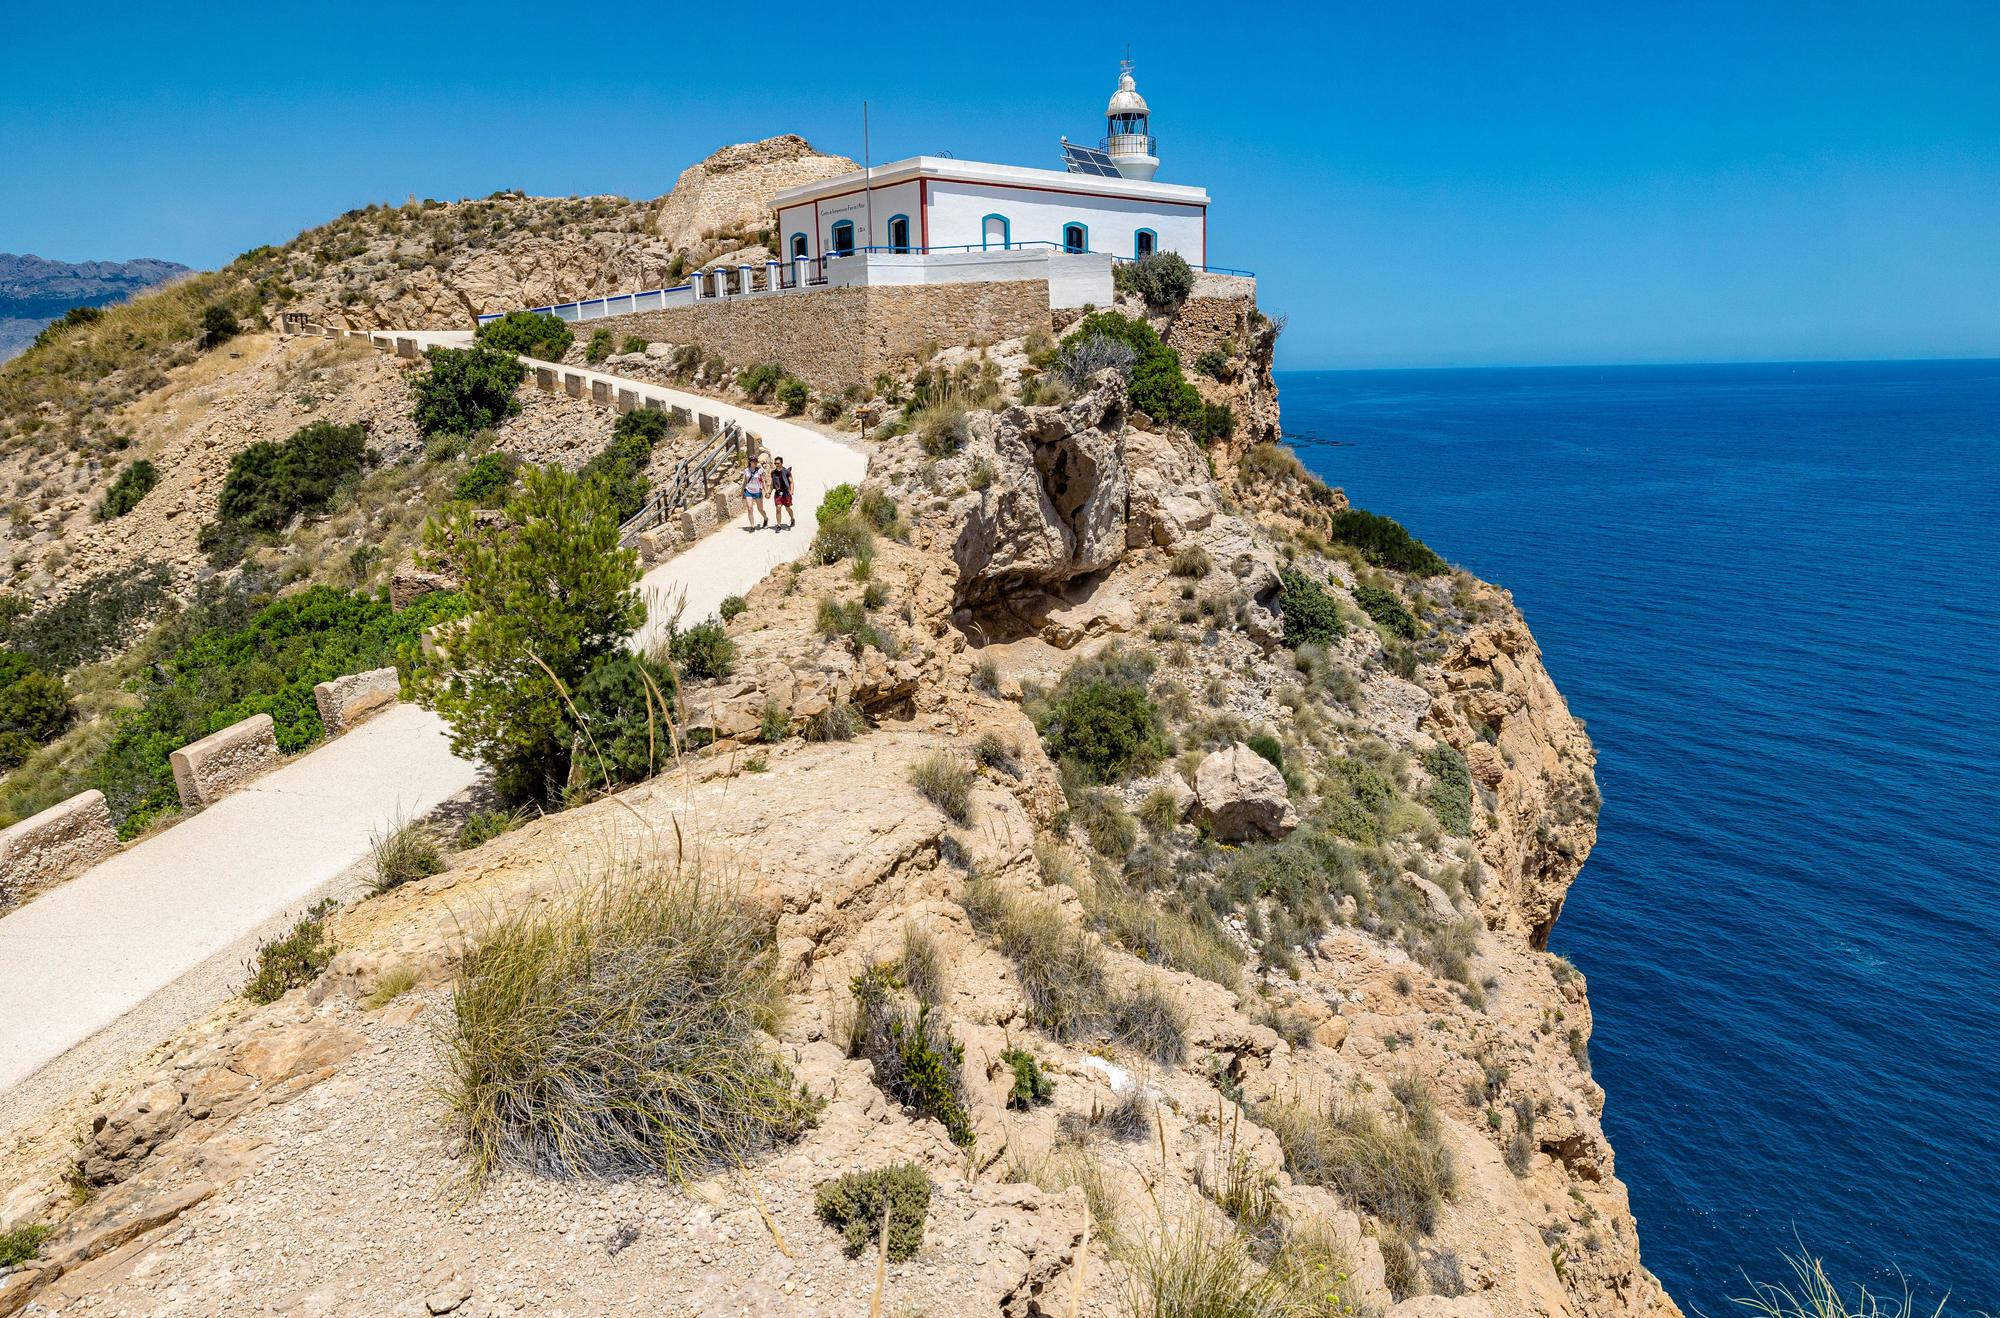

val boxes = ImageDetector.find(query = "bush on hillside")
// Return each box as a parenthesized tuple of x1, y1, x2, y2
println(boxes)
(1069, 311, 1201, 429)
(817, 482, 858, 524)
(474, 309, 573, 362)
(3, 562, 174, 671)
(214, 420, 368, 532)
(199, 303, 241, 349)
(570, 650, 677, 786)
(1055, 333, 1138, 389)
(370, 819, 445, 893)
(411, 345, 525, 439)
(1354, 582, 1417, 638)
(736, 362, 784, 402)
(585, 327, 613, 363)
(452, 451, 520, 507)
(1329, 507, 1448, 576)
(1030, 647, 1166, 784)
(242, 900, 338, 1004)
(1113, 251, 1195, 309)
(0, 667, 72, 748)
(668, 618, 734, 681)
(849, 964, 974, 1147)
(91, 587, 465, 834)
(1278, 568, 1343, 648)
(443, 860, 818, 1184)
(1260, 1078, 1457, 1236)
(815, 1164, 932, 1261)
(1420, 744, 1472, 836)
(774, 375, 810, 415)
(410, 465, 642, 805)
(96, 459, 159, 520)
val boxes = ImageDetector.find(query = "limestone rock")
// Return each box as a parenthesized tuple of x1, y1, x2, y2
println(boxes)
(1193, 742, 1298, 841)
(952, 378, 1129, 605)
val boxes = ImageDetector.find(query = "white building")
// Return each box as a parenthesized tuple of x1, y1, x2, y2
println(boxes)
(771, 64, 1211, 269)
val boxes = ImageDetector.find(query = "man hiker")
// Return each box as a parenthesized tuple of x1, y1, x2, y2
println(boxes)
(770, 455, 795, 529)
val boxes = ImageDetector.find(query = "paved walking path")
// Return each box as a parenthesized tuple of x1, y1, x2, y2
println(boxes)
(0, 354, 865, 1110)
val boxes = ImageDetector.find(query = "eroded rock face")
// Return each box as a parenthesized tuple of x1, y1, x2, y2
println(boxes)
(953, 378, 1129, 605)
(1194, 742, 1299, 841)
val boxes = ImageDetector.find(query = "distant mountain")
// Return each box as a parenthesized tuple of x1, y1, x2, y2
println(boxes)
(0, 253, 193, 361)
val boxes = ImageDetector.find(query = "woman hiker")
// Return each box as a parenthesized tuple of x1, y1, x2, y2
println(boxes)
(769, 455, 795, 530)
(742, 456, 769, 530)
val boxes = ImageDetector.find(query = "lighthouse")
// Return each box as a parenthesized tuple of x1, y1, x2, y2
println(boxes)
(1103, 61, 1159, 181)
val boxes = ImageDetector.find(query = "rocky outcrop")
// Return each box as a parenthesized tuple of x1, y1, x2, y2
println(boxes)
(1425, 612, 1600, 946)
(1193, 742, 1298, 840)
(951, 377, 1130, 606)
(653, 135, 856, 257)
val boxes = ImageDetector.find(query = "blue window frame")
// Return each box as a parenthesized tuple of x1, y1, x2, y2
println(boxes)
(830, 220, 856, 255)
(1062, 222, 1089, 254)
(981, 213, 1011, 251)
(1134, 228, 1157, 258)
(790, 232, 809, 259)
(886, 214, 912, 253)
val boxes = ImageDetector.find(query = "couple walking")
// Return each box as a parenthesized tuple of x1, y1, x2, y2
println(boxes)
(742, 454, 796, 531)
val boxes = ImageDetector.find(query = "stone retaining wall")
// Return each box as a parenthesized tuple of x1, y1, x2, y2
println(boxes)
(313, 668, 400, 736)
(0, 790, 118, 903)
(170, 714, 281, 809)
(565, 280, 1051, 392)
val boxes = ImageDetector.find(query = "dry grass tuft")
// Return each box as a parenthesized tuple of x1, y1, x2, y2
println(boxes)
(442, 859, 818, 1185)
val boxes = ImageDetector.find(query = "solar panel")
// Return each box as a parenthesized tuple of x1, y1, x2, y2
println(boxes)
(1060, 139, 1119, 177)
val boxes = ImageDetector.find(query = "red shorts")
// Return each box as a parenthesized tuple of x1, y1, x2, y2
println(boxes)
(773, 493, 792, 507)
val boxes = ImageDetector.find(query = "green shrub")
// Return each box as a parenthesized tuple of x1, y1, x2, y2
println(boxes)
(1354, 583, 1417, 639)
(736, 362, 784, 402)
(370, 819, 445, 892)
(410, 465, 641, 805)
(849, 966, 973, 1146)
(757, 700, 787, 744)
(412, 345, 525, 439)
(199, 302, 240, 348)
(213, 420, 368, 534)
(1278, 568, 1343, 648)
(0, 667, 72, 745)
(810, 512, 874, 566)
(1112, 251, 1195, 309)
(96, 459, 159, 520)
(452, 452, 520, 507)
(1036, 680, 1167, 785)
(718, 594, 747, 621)
(814, 1164, 932, 1261)
(1193, 401, 1236, 444)
(93, 587, 465, 833)
(475, 310, 573, 361)
(1001, 1047, 1055, 1109)
(1069, 311, 1200, 429)
(1420, 744, 1472, 836)
(776, 374, 816, 416)
(817, 482, 858, 523)
(1073, 788, 1137, 857)
(0, 1221, 51, 1267)
(570, 651, 678, 785)
(443, 860, 817, 1183)
(243, 899, 338, 1003)
(622, 336, 646, 355)
(1261, 1077, 1456, 1235)
(1194, 344, 1231, 379)
(669, 619, 735, 681)
(899, 923, 947, 1007)
(1329, 507, 1447, 576)
(585, 327, 613, 363)
(4, 563, 173, 672)
(579, 431, 655, 522)
(1247, 732, 1285, 770)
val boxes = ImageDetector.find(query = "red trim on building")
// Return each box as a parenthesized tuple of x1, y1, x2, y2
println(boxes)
(919, 178, 930, 251)
(782, 170, 1207, 212)
(812, 199, 821, 257)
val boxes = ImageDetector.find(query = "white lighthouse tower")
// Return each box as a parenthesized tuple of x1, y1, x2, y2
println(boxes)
(1103, 60, 1159, 181)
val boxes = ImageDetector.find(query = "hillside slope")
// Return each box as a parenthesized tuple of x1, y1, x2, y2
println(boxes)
(0, 254, 191, 363)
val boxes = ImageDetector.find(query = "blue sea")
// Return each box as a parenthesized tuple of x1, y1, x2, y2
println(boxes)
(1278, 360, 2000, 1313)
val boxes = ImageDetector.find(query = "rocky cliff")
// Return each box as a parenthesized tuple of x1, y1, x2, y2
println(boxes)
(0, 309, 1676, 1316)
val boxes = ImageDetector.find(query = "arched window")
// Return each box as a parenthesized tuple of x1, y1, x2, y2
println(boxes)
(1062, 223, 1089, 254)
(830, 220, 856, 256)
(886, 215, 911, 253)
(981, 213, 1011, 251)
(790, 232, 809, 260)
(1134, 228, 1157, 259)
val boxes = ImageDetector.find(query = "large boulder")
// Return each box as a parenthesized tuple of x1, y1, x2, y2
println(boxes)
(952, 377, 1129, 605)
(1194, 742, 1299, 841)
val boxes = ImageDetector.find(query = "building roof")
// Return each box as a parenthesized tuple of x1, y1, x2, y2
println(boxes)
(769, 156, 1208, 209)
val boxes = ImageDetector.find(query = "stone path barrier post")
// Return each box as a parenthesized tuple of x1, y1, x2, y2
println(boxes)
(0, 790, 118, 901)
(169, 714, 281, 810)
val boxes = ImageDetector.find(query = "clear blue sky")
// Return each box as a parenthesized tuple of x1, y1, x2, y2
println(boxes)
(6, 1, 1996, 368)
